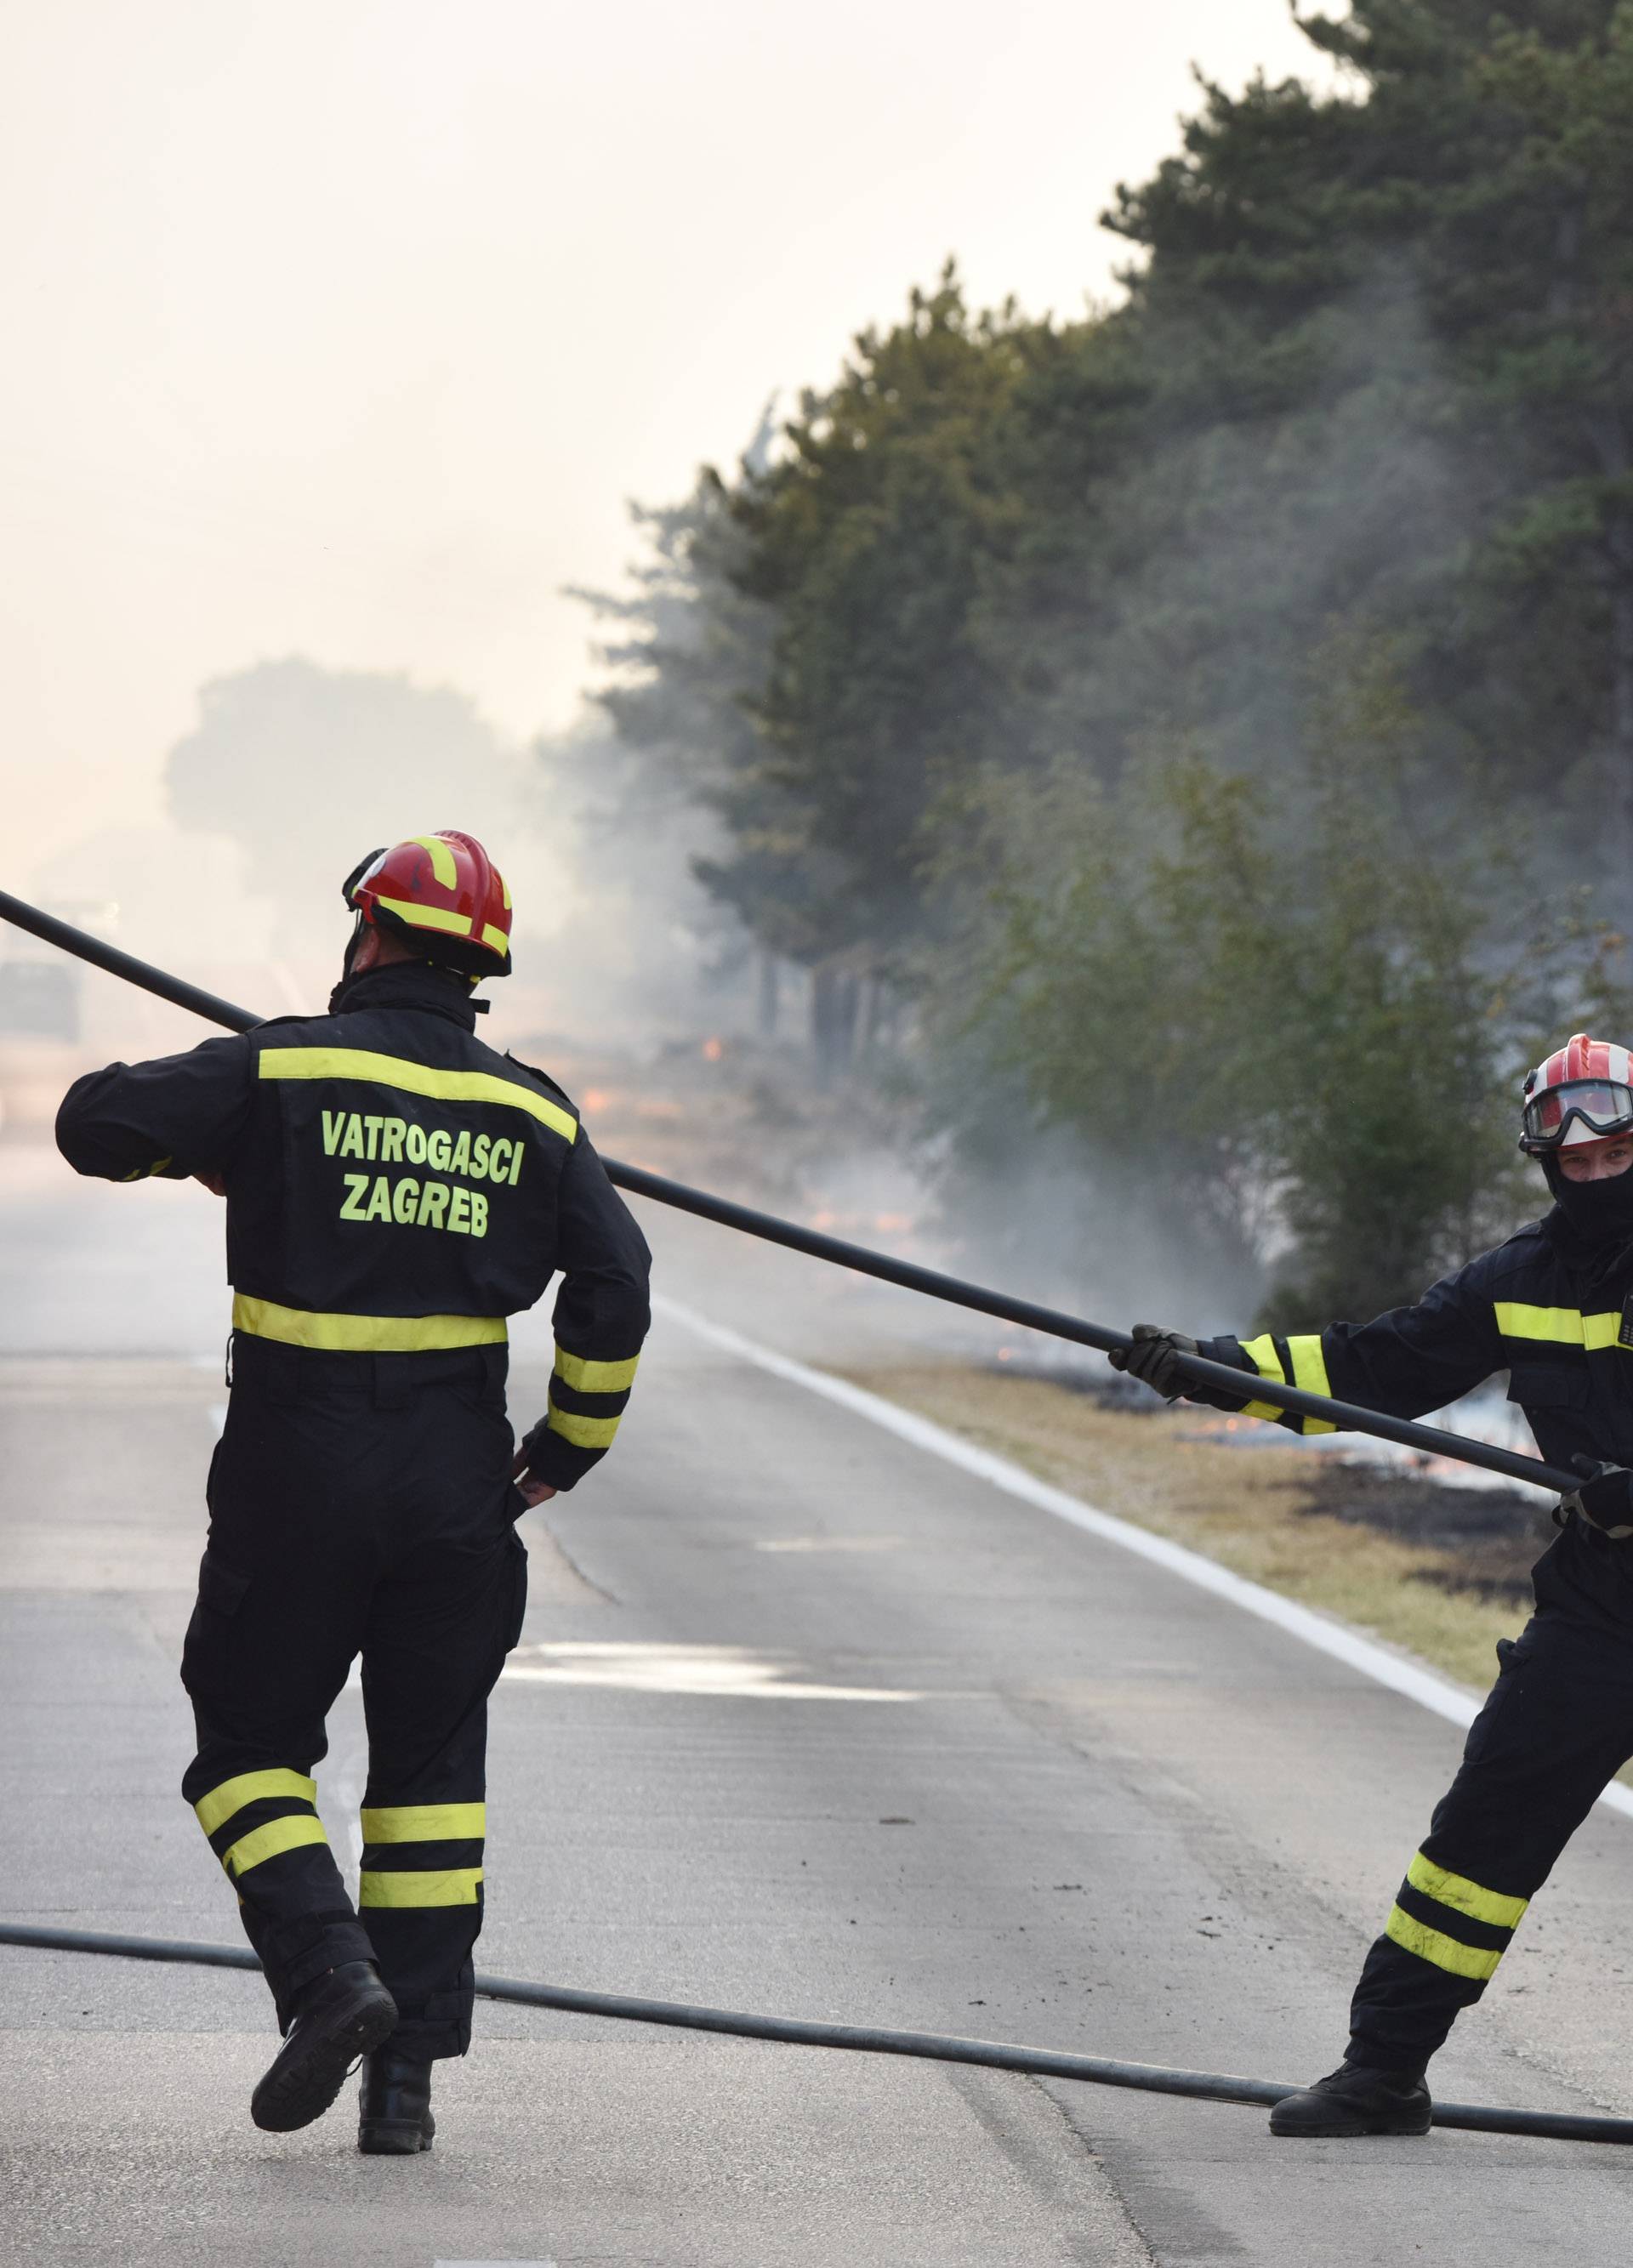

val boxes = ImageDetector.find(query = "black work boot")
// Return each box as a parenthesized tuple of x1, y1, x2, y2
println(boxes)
(358, 2045, 435, 2155)
(251, 1961, 398, 2134)
(1269, 2059, 1432, 2138)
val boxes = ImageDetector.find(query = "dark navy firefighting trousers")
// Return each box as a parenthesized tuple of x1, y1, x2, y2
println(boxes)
(179, 1334, 527, 2059)
(1349, 1608, 1633, 2068)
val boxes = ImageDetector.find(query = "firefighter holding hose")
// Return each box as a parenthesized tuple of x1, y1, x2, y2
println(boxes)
(54, 833, 651, 2152)
(1112, 1033, 1633, 2138)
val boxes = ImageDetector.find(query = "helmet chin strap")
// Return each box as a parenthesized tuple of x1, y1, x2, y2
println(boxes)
(341, 912, 370, 981)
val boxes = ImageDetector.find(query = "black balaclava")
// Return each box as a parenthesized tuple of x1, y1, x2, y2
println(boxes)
(1542, 1151, 1633, 1248)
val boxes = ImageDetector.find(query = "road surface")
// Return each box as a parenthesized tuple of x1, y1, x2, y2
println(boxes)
(4, 1157, 1633, 2265)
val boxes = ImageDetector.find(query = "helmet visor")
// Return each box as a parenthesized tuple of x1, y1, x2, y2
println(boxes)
(1521, 1080, 1633, 1152)
(341, 848, 387, 910)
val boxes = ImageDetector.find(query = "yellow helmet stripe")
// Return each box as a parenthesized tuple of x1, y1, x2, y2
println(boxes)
(407, 835, 459, 889)
(373, 894, 473, 937)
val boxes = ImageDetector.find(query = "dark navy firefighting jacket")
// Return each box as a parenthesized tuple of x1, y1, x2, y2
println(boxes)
(1198, 1211, 1633, 1629)
(54, 962, 651, 1492)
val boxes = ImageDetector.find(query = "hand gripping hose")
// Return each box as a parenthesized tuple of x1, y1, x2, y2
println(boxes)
(0, 886, 1581, 1498)
(2, 1922, 1630, 2144)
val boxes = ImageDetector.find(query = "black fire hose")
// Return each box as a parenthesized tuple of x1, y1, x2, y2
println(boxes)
(0, 885, 1580, 1497)
(3, 1923, 1629, 2146)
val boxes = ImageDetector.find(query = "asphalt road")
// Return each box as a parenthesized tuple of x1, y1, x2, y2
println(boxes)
(5, 1160, 1633, 2265)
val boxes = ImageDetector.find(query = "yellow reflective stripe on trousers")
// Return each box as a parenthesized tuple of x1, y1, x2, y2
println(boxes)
(222, 1814, 329, 1880)
(360, 1802, 486, 1843)
(547, 1406, 623, 1450)
(553, 1346, 640, 1395)
(1384, 1903, 1504, 1981)
(1237, 1333, 1288, 1424)
(258, 1047, 577, 1143)
(194, 1768, 317, 1836)
(359, 1867, 484, 1908)
(232, 1296, 507, 1353)
(1494, 1302, 1621, 1350)
(1406, 1850, 1528, 1930)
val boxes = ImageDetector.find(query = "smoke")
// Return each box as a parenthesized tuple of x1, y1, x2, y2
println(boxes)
(526, 713, 768, 1049)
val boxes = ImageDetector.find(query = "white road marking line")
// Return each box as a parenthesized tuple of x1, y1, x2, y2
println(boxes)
(329, 1738, 368, 1889)
(754, 1534, 904, 1553)
(653, 1293, 1633, 1825)
(503, 1640, 919, 1702)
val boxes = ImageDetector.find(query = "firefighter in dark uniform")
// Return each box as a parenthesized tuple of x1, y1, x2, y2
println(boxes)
(55, 832, 651, 2151)
(1110, 1032, 1633, 2138)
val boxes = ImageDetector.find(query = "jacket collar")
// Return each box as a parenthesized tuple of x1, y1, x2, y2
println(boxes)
(1540, 1201, 1633, 1293)
(327, 962, 482, 1032)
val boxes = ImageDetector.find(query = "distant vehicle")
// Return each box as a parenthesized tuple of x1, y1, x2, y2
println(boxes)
(0, 959, 80, 1042)
(0, 899, 115, 1043)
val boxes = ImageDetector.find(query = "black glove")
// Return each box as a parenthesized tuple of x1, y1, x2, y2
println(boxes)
(1559, 1455, 1633, 1539)
(1108, 1323, 1199, 1401)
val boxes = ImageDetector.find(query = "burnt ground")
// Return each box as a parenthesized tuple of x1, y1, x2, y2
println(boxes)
(987, 1357, 1554, 1611)
(1294, 1462, 1551, 1608)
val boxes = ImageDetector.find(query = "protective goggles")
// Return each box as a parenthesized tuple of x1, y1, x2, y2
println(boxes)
(340, 848, 387, 910)
(1520, 1080, 1633, 1154)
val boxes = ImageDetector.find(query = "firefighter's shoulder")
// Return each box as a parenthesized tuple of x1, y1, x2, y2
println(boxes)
(246, 1011, 327, 1044)
(498, 1052, 580, 1120)
(1467, 1217, 1556, 1292)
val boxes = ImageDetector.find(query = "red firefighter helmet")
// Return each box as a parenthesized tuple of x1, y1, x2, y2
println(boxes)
(341, 831, 513, 979)
(1519, 1032, 1633, 1153)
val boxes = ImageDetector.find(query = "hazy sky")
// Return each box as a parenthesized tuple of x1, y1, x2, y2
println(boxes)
(2, 0, 1330, 880)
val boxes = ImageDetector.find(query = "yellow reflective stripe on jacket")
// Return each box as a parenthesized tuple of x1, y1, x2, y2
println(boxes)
(222, 1814, 329, 1880)
(258, 1048, 577, 1144)
(120, 1155, 174, 1182)
(547, 1406, 623, 1451)
(1237, 1333, 1287, 1424)
(1406, 1851, 1528, 1930)
(359, 1867, 484, 1908)
(1286, 1333, 1336, 1435)
(232, 1295, 507, 1353)
(1384, 1903, 1504, 1981)
(194, 1768, 317, 1836)
(1494, 1301, 1621, 1350)
(1237, 1331, 1335, 1434)
(553, 1347, 640, 1395)
(360, 1802, 486, 1844)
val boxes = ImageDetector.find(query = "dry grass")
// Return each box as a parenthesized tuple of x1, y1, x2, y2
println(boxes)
(839, 1363, 1534, 1694)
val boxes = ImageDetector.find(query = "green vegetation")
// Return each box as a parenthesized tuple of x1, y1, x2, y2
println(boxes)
(583, 0, 1633, 1321)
